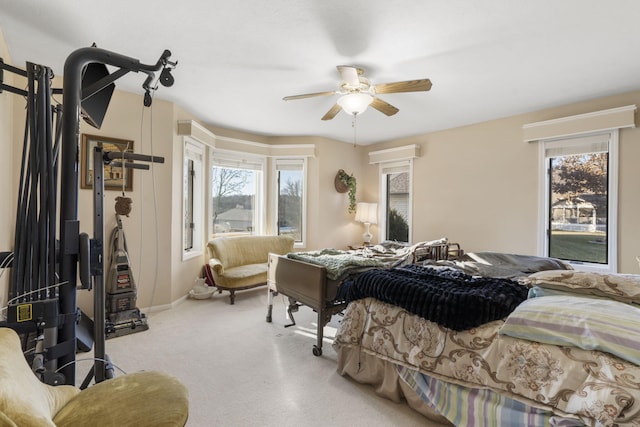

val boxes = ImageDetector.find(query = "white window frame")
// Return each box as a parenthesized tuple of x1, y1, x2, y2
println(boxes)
(538, 130, 618, 272)
(182, 136, 205, 261)
(209, 149, 266, 237)
(379, 159, 413, 244)
(271, 158, 307, 248)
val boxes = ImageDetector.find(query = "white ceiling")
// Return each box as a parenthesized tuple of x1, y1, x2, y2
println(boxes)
(1, 1, 640, 145)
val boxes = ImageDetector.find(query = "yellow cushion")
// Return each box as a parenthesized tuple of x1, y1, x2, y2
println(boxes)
(0, 328, 80, 426)
(53, 371, 189, 427)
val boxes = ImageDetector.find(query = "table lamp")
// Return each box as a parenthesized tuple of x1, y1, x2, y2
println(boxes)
(355, 202, 378, 245)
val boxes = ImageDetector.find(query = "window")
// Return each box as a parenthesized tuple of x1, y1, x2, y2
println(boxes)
(184, 158, 195, 250)
(379, 160, 412, 243)
(273, 158, 306, 246)
(210, 152, 265, 236)
(183, 138, 204, 259)
(540, 131, 618, 272)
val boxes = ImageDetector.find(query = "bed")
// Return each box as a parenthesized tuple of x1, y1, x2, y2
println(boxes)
(266, 240, 460, 356)
(333, 255, 640, 426)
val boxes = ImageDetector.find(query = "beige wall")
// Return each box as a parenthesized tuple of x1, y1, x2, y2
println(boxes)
(364, 91, 640, 273)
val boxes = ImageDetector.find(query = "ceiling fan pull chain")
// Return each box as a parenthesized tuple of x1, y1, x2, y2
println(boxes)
(352, 114, 357, 147)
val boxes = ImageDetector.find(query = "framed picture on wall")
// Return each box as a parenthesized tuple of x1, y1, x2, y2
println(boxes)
(81, 134, 134, 191)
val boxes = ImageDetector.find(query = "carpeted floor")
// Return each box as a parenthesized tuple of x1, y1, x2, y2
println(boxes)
(76, 287, 443, 426)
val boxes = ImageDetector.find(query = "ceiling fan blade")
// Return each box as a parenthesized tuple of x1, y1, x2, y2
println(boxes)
(336, 65, 361, 87)
(321, 103, 342, 121)
(370, 97, 399, 116)
(283, 90, 336, 101)
(374, 79, 432, 94)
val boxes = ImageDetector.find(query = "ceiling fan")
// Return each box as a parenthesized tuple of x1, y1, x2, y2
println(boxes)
(283, 65, 432, 120)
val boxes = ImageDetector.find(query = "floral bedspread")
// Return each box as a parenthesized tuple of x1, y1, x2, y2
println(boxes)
(333, 297, 640, 427)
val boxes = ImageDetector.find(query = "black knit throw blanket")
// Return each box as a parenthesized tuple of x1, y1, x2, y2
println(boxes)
(346, 265, 528, 331)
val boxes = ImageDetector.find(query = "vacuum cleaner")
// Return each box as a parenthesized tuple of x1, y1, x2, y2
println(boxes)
(105, 214, 148, 338)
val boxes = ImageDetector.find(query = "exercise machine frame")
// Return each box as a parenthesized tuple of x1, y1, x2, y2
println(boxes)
(1, 45, 176, 386)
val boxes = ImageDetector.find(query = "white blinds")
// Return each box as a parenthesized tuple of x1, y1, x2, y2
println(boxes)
(380, 160, 410, 175)
(184, 140, 203, 161)
(544, 133, 610, 158)
(212, 154, 264, 171)
(275, 159, 303, 171)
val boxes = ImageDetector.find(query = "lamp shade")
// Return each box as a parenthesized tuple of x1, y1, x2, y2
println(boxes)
(337, 93, 373, 116)
(355, 202, 378, 225)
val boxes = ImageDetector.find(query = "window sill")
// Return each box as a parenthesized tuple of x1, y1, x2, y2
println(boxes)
(566, 261, 616, 274)
(182, 249, 203, 262)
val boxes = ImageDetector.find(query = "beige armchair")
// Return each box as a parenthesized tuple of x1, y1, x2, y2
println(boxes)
(0, 327, 189, 427)
(207, 235, 294, 304)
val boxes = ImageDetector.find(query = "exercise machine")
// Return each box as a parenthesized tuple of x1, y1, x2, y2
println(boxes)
(1, 45, 177, 386)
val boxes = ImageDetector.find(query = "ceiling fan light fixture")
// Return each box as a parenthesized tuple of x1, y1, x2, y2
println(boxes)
(337, 93, 373, 116)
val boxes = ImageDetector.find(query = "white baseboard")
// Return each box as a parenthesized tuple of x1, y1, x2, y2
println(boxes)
(140, 293, 189, 314)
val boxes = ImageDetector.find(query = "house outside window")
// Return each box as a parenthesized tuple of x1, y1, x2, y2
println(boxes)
(210, 153, 265, 236)
(540, 131, 618, 272)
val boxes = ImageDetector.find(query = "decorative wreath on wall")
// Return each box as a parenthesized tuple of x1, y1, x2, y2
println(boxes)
(335, 169, 357, 213)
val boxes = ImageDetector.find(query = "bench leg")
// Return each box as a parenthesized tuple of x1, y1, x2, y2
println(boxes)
(229, 290, 235, 305)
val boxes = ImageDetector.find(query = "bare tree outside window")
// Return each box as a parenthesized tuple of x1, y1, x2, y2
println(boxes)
(212, 167, 255, 234)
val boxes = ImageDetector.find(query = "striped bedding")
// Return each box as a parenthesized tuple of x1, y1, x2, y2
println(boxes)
(499, 293, 640, 366)
(396, 365, 584, 427)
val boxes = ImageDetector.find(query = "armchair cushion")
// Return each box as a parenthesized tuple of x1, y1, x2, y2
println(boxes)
(0, 327, 189, 426)
(53, 371, 189, 427)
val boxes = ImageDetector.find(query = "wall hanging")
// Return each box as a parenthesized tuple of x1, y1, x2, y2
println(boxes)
(335, 169, 357, 213)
